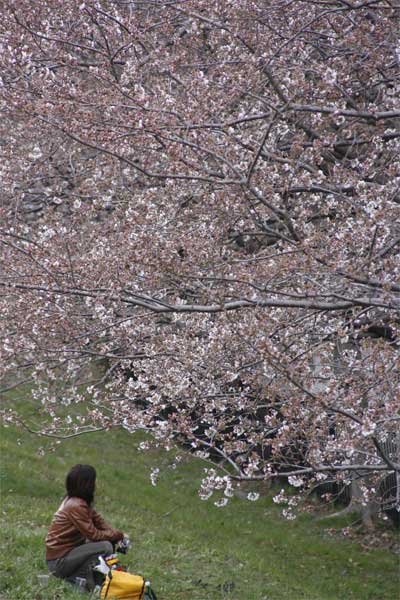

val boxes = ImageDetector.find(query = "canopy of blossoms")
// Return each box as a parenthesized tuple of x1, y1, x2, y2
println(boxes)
(1, 0, 399, 510)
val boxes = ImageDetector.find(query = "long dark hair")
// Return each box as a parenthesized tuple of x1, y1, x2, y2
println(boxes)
(66, 464, 96, 505)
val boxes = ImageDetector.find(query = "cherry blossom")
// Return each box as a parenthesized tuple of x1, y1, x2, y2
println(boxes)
(0, 1, 399, 516)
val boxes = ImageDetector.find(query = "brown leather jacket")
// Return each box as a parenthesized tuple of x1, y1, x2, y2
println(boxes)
(45, 496, 124, 560)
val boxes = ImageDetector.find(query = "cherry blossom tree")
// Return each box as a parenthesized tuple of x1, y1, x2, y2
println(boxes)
(1, 0, 399, 518)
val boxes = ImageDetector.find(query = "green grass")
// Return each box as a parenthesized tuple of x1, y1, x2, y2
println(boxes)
(1, 392, 399, 599)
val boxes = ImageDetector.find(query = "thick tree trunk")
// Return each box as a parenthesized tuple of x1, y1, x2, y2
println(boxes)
(322, 479, 379, 529)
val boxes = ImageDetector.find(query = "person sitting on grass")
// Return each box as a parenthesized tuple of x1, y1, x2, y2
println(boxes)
(45, 463, 125, 591)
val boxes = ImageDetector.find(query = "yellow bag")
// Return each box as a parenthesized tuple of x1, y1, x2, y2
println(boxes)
(100, 570, 145, 599)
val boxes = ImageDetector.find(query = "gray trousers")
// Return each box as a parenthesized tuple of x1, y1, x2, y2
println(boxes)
(47, 540, 113, 590)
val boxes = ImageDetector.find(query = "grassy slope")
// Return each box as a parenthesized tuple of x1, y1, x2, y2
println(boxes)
(0, 395, 399, 599)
